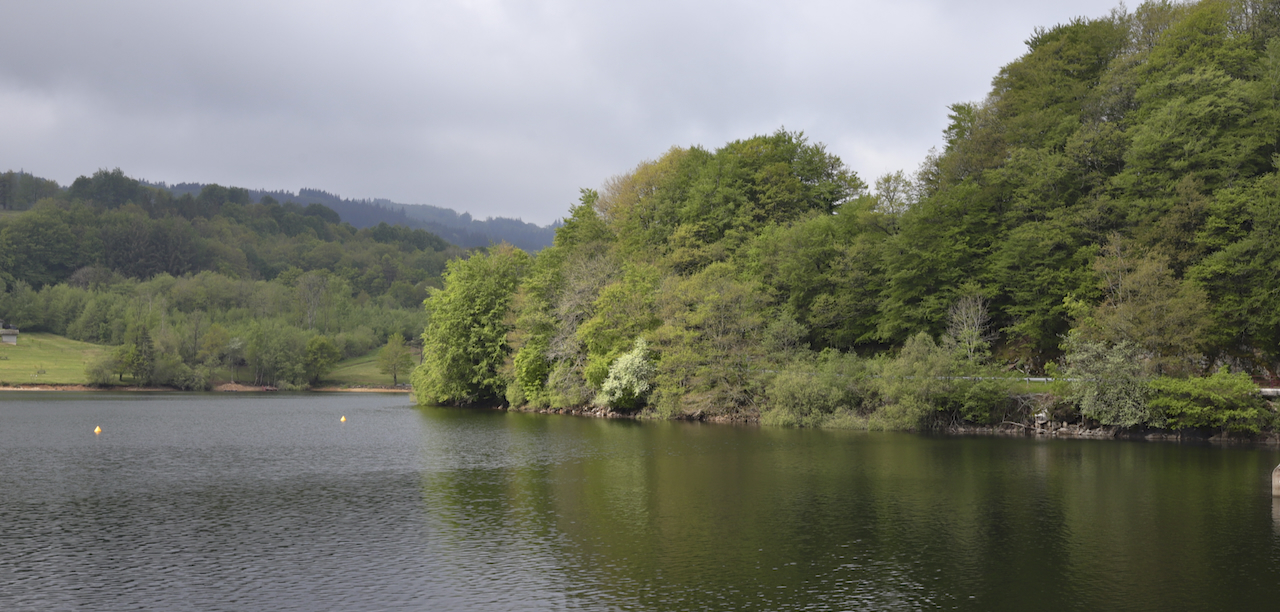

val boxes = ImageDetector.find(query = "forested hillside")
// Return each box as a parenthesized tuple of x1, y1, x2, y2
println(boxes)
(415, 0, 1280, 433)
(150, 182, 557, 251)
(0, 170, 465, 389)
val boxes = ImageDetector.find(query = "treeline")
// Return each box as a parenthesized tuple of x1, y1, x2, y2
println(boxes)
(412, 0, 1280, 434)
(0, 168, 465, 389)
(0, 168, 466, 303)
(0, 171, 61, 211)
(151, 181, 558, 252)
(0, 271, 425, 390)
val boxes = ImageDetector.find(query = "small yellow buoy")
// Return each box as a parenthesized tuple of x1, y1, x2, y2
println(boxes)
(340, 415, 346, 422)
(94, 426, 101, 435)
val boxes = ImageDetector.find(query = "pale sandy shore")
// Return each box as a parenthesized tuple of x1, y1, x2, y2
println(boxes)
(309, 386, 411, 393)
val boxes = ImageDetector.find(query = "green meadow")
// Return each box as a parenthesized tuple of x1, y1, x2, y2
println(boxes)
(0, 332, 408, 388)
(0, 333, 108, 385)
(324, 349, 419, 387)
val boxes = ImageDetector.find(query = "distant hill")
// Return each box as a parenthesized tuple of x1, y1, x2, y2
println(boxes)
(155, 182, 557, 252)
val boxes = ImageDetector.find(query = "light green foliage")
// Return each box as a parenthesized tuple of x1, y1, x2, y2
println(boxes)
(576, 264, 661, 367)
(595, 338, 656, 410)
(1063, 336, 1156, 427)
(151, 352, 209, 390)
(869, 333, 957, 429)
(85, 351, 120, 386)
(1080, 238, 1209, 375)
(412, 245, 529, 405)
(761, 349, 867, 427)
(245, 321, 308, 387)
(1149, 367, 1270, 432)
(375, 333, 413, 385)
(862, 329, 1014, 428)
(546, 360, 594, 409)
(649, 264, 768, 417)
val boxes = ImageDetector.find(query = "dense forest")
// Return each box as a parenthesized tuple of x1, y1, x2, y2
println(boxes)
(147, 181, 557, 252)
(0, 170, 465, 389)
(414, 0, 1280, 433)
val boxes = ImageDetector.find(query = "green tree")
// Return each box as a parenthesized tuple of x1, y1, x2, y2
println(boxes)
(1149, 367, 1268, 432)
(377, 333, 414, 385)
(1081, 238, 1209, 375)
(412, 244, 530, 405)
(123, 324, 156, 385)
(1062, 336, 1155, 427)
(0, 206, 79, 288)
(595, 338, 656, 410)
(304, 335, 341, 384)
(245, 321, 307, 387)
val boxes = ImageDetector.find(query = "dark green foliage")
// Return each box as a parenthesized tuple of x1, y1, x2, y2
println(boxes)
(0, 169, 462, 297)
(122, 324, 156, 385)
(0, 171, 61, 211)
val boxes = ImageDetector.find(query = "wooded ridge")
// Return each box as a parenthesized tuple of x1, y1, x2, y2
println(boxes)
(412, 0, 1280, 433)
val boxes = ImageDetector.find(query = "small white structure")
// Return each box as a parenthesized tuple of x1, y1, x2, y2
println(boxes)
(0, 319, 17, 345)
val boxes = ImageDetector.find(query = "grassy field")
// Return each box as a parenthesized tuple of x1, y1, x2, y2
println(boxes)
(0, 332, 108, 385)
(324, 349, 420, 386)
(0, 332, 415, 387)
(1008, 378, 1058, 395)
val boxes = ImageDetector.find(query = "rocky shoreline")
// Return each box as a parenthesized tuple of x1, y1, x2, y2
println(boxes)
(505, 403, 1280, 445)
(946, 421, 1280, 445)
(505, 404, 762, 424)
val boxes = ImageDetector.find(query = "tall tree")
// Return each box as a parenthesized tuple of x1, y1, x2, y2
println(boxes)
(377, 333, 414, 385)
(412, 244, 530, 405)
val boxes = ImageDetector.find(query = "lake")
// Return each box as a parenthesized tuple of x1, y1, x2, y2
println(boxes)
(2, 392, 1278, 610)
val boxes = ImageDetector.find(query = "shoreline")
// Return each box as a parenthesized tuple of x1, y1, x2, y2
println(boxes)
(945, 422, 1280, 445)
(506, 403, 1280, 445)
(7, 385, 1276, 444)
(505, 404, 761, 425)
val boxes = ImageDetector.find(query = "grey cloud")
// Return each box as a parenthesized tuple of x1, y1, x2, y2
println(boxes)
(1, 0, 1122, 225)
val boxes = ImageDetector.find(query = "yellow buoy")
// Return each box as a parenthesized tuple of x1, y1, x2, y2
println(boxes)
(340, 415, 346, 422)
(94, 426, 101, 435)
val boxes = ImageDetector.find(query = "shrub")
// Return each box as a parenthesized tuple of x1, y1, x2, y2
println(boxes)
(1149, 368, 1269, 432)
(762, 349, 865, 427)
(1063, 336, 1156, 427)
(595, 339, 656, 411)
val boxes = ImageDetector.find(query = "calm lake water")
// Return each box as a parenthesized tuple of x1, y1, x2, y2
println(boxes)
(2, 392, 1279, 611)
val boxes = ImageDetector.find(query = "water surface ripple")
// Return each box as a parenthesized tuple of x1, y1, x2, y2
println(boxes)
(2, 393, 1278, 610)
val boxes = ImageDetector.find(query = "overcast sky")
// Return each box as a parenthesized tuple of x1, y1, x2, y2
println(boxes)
(2, 0, 1123, 225)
